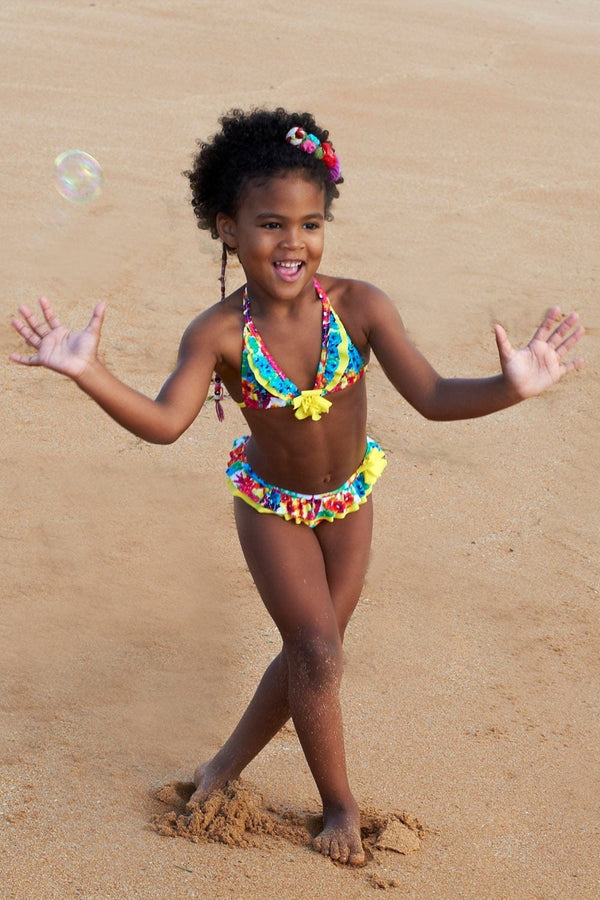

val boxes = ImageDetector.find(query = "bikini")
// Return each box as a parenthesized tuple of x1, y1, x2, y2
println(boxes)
(240, 278, 366, 418)
(226, 278, 386, 526)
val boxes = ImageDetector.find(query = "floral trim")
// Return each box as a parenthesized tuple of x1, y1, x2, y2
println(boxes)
(225, 436, 386, 527)
(239, 279, 365, 415)
(285, 127, 342, 183)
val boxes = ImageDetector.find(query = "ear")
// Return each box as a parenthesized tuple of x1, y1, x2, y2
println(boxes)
(216, 213, 237, 250)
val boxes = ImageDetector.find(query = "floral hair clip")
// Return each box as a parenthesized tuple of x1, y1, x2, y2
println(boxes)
(285, 126, 342, 183)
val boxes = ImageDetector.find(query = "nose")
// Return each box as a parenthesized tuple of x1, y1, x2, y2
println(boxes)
(279, 226, 304, 249)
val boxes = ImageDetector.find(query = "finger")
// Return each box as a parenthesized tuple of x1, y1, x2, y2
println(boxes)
(11, 318, 42, 348)
(560, 356, 584, 375)
(16, 304, 49, 339)
(87, 301, 106, 336)
(547, 311, 580, 347)
(531, 306, 562, 343)
(556, 325, 585, 358)
(494, 323, 514, 364)
(39, 295, 62, 330)
(11, 316, 25, 335)
(9, 351, 41, 366)
(16, 305, 39, 330)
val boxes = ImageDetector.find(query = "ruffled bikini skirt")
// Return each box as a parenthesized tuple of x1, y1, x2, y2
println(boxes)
(225, 435, 387, 527)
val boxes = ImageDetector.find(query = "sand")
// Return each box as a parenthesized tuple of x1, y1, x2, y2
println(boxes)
(1, 1, 599, 897)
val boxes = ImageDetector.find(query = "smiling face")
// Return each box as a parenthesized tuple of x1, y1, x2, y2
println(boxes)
(217, 172, 326, 303)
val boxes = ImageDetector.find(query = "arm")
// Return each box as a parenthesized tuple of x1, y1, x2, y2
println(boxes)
(11, 297, 216, 443)
(364, 287, 584, 421)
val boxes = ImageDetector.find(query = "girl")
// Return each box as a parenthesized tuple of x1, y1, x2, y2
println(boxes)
(11, 108, 583, 866)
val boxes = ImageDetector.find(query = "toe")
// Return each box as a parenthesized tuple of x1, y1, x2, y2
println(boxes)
(348, 844, 366, 866)
(337, 843, 350, 864)
(329, 838, 341, 861)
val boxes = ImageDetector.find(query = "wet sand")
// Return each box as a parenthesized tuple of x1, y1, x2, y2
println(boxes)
(1, 1, 599, 896)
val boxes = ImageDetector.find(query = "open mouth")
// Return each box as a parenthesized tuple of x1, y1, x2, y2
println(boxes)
(274, 260, 304, 280)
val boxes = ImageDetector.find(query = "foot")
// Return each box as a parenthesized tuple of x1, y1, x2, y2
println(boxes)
(312, 804, 365, 866)
(187, 761, 229, 807)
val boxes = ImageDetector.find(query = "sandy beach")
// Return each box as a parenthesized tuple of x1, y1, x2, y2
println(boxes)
(1, 1, 599, 896)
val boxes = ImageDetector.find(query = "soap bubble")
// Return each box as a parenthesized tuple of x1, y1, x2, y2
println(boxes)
(54, 150, 103, 203)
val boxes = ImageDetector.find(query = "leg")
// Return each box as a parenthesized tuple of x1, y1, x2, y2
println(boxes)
(234, 498, 372, 865)
(192, 498, 373, 865)
(191, 649, 290, 798)
(309, 504, 373, 863)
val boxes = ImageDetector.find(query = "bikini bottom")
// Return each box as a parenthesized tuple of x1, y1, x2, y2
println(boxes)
(225, 434, 386, 527)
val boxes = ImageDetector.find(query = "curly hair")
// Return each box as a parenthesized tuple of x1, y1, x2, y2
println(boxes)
(184, 107, 342, 249)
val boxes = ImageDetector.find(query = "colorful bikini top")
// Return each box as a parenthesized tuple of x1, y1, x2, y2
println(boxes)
(240, 278, 367, 421)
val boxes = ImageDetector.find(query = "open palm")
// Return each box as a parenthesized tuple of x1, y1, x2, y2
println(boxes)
(11, 297, 105, 379)
(495, 307, 584, 400)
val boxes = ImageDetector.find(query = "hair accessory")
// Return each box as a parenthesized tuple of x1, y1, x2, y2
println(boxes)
(285, 126, 342, 183)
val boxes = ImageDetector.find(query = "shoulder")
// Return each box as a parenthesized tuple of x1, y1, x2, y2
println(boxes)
(315, 275, 404, 336)
(178, 289, 244, 365)
(181, 290, 243, 342)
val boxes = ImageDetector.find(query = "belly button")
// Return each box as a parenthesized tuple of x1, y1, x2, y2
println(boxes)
(323, 473, 332, 484)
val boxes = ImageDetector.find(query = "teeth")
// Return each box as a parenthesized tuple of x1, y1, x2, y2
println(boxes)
(276, 261, 302, 268)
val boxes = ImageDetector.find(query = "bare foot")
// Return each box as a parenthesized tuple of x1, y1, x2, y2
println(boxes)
(187, 761, 229, 807)
(312, 804, 365, 866)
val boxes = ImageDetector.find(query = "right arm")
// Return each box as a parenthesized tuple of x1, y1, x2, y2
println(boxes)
(11, 297, 217, 444)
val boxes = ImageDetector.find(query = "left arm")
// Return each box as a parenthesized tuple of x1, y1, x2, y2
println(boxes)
(363, 286, 584, 421)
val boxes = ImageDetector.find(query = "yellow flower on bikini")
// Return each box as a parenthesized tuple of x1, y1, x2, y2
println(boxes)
(359, 446, 387, 485)
(292, 390, 332, 421)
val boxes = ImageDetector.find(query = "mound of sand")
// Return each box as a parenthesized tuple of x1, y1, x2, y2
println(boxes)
(150, 780, 425, 864)
(150, 780, 310, 849)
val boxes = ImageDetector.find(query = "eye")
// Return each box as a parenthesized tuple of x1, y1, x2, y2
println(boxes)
(303, 222, 320, 230)
(262, 221, 281, 229)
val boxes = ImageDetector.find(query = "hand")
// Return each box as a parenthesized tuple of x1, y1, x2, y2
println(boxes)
(494, 307, 584, 400)
(10, 297, 106, 380)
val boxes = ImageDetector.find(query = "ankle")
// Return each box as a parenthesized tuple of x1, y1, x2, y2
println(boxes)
(322, 796, 360, 819)
(205, 752, 243, 785)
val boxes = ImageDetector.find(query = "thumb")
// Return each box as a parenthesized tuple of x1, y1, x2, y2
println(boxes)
(494, 323, 514, 366)
(87, 302, 106, 337)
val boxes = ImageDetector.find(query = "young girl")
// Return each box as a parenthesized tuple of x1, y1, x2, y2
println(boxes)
(11, 108, 583, 866)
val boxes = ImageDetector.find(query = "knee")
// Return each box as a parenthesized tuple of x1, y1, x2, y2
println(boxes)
(285, 632, 343, 689)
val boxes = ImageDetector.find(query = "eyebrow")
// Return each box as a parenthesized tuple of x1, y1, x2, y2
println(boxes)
(255, 212, 324, 221)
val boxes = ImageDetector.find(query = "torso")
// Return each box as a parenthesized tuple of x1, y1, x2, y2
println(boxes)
(213, 275, 372, 494)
